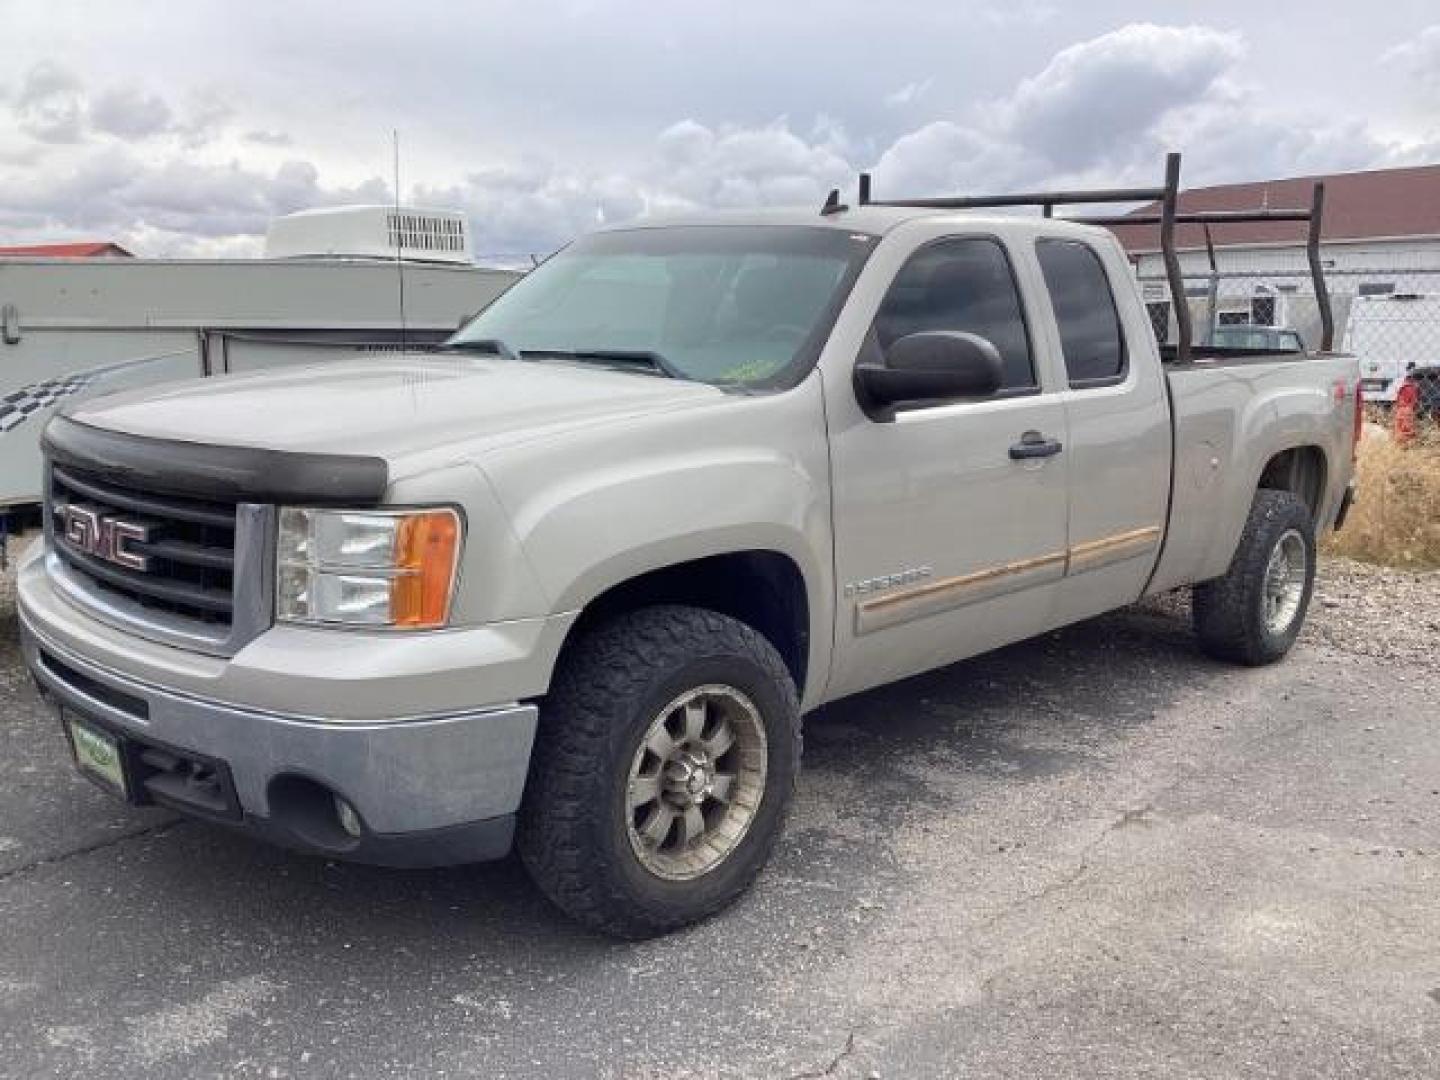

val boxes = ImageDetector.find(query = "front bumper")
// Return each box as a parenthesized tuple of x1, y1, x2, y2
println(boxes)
(21, 610, 539, 869)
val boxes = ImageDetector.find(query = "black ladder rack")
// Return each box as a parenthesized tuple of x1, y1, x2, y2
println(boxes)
(825, 152, 1333, 365)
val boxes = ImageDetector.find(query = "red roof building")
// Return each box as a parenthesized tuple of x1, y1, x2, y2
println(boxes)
(0, 241, 133, 258)
(1110, 164, 1440, 254)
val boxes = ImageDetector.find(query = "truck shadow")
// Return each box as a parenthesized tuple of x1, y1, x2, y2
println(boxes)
(802, 597, 1205, 792)
(143, 599, 1211, 937)
(0, 597, 1251, 1065)
(7, 600, 1216, 975)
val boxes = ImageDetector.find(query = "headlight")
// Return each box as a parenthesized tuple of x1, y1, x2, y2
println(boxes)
(276, 507, 462, 629)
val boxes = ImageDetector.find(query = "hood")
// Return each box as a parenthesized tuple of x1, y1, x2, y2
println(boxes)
(66, 353, 724, 462)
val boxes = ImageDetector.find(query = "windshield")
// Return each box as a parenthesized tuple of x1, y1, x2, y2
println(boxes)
(449, 225, 875, 387)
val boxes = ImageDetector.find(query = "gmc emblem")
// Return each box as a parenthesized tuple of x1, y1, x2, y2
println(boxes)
(60, 505, 152, 572)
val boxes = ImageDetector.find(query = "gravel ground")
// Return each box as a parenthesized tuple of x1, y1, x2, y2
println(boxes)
(1140, 555, 1440, 664)
(0, 550, 1437, 1079)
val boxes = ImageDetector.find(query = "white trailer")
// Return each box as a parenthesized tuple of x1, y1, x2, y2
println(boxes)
(1344, 293, 1440, 403)
(0, 206, 521, 509)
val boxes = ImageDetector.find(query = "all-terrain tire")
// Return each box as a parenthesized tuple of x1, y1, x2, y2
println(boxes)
(1193, 489, 1317, 666)
(516, 605, 801, 938)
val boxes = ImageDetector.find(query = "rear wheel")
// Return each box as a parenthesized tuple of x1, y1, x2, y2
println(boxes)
(1193, 489, 1316, 666)
(517, 605, 800, 938)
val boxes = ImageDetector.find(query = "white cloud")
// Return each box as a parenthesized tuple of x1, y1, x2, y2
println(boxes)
(868, 122, 1036, 197)
(0, 20, 1431, 257)
(1382, 24, 1440, 95)
(243, 129, 293, 147)
(0, 147, 393, 255)
(15, 61, 86, 143)
(650, 118, 852, 208)
(884, 79, 933, 108)
(867, 21, 1396, 199)
(1003, 23, 1244, 171)
(172, 90, 234, 149)
(6, 61, 235, 150)
(977, 1, 1058, 27)
(90, 85, 173, 139)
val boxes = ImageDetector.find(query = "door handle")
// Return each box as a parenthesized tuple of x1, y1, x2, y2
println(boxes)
(1009, 430, 1063, 460)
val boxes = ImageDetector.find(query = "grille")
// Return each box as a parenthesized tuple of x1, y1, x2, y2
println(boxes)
(49, 465, 238, 629)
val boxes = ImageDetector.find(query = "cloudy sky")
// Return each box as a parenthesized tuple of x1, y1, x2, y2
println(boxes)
(4, 1, 1439, 258)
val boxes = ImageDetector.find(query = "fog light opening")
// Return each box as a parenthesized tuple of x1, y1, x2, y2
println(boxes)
(267, 774, 363, 853)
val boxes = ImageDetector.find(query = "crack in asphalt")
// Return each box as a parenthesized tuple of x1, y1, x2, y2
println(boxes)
(0, 818, 186, 886)
(789, 1030, 857, 1078)
(966, 699, 1332, 1002)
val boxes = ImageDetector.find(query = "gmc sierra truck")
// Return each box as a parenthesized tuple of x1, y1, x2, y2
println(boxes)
(18, 156, 1360, 937)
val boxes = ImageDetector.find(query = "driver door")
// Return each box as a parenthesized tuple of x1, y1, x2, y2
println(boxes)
(823, 234, 1070, 700)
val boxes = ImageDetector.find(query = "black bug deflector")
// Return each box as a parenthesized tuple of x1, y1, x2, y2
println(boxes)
(42, 414, 389, 506)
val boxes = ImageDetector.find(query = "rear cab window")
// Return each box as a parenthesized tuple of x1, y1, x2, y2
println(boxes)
(871, 237, 1037, 397)
(1035, 239, 1128, 388)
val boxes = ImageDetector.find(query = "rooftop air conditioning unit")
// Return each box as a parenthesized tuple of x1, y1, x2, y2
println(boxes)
(264, 205, 473, 265)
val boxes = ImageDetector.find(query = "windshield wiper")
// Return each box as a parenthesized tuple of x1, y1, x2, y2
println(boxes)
(520, 348, 684, 379)
(437, 337, 522, 362)
(438, 341, 684, 379)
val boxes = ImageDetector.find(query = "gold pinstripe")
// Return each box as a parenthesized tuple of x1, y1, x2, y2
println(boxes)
(853, 524, 1163, 635)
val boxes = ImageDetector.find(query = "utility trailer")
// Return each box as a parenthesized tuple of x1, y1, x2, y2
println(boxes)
(0, 206, 521, 515)
(1345, 292, 1440, 403)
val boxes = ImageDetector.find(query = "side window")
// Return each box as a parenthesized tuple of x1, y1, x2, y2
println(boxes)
(873, 238, 1036, 393)
(1035, 240, 1127, 387)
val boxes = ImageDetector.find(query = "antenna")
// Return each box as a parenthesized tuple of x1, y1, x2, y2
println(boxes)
(393, 129, 408, 354)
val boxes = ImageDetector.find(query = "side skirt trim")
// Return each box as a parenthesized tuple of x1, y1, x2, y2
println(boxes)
(855, 551, 1066, 635)
(853, 525, 1163, 635)
(1066, 525, 1162, 574)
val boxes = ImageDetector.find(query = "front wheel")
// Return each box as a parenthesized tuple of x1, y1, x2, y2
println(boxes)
(1193, 489, 1317, 666)
(517, 605, 801, 938)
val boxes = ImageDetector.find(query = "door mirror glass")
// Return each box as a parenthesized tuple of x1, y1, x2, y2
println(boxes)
(855, 330, 1004, 414)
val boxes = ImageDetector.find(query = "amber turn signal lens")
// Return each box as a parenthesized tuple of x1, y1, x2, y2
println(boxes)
(390, 509, 461, 628)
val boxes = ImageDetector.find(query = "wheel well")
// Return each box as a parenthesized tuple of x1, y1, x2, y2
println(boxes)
(1257, 446, 1327, 520)
(563, 552, 810, 696)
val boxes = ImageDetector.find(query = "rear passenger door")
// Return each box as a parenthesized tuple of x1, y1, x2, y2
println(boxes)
(823, 233, 1071, 701)
(1033, 237, 1170, 624)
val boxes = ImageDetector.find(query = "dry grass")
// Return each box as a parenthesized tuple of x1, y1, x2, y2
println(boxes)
(1322, 425, 1440, 568)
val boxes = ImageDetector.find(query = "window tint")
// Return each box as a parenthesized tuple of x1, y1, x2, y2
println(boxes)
(1036, 240, 1127, 386)
(873, 238, 1035, 391)
(451, 226, 871, 388)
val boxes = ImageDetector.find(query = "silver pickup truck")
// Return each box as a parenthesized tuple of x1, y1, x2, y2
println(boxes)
(18, 156, 1359, 937)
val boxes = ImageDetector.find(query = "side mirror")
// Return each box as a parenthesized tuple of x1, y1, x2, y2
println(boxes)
(855, 331, 1005, 414)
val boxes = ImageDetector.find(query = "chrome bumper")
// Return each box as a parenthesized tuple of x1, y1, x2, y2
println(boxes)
(21, 616, 538, 867)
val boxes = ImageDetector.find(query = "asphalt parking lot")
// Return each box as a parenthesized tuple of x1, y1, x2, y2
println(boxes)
(1, 557, 1436, 1079)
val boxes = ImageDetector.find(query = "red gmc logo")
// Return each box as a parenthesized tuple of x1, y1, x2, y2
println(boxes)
(60, 505, 152, 572)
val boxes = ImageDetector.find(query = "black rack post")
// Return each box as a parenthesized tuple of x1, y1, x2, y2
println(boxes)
(837, 152, 1333, 362)
(1307, 182, 1334, 352)
(1203, 224, 1219, 346)
(1158, 153, 1192, 366)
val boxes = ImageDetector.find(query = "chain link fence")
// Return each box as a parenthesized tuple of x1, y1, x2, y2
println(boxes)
(1134, 263, 1440, 410)
(1132, 257, 1440, 561)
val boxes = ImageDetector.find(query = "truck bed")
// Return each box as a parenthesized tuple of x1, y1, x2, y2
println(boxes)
(1159, 344, 1315, 368)
(1146, 349, 1358, 596)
